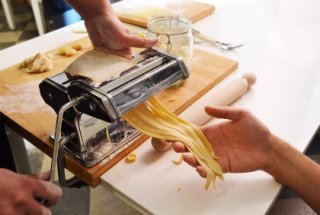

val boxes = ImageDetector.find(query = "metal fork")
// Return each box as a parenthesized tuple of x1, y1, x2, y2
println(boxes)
(192, 28, 243, 50)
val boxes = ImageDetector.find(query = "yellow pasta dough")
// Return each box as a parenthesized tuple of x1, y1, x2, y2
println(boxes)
(65, 50, 136, 83)
(126, 152, 137, 163)
(172, 153, 184, 165)
(19, 52, 53, 73)
(72, 42, 83, 51)
(123, 97, 223, 189)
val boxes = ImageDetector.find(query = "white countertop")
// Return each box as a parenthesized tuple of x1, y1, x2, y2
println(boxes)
(1, 0, 320, 214)
(103, 0, 320, 214)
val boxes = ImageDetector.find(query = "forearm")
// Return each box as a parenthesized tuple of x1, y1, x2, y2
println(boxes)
(65, 0, 114, 20)
(265, 135, 320, 212)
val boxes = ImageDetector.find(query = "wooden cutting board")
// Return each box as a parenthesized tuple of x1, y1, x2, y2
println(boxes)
(114, 0, 215, 28)
(0, 37, 237, 187)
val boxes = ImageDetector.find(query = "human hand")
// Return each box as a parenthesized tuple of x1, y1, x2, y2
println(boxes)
(151, 138, 172, 152)
(173, 106, 275, 177)
(85, 13, 158, 59)
(0, 169, 62, 215)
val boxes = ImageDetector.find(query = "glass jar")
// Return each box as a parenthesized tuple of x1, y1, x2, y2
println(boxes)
(146, 16, 193, 87)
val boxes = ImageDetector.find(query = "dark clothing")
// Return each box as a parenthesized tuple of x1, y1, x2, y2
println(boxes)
(0, 115, 16, 171)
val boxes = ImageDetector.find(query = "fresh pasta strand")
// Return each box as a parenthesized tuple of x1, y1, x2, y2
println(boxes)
(123, 96, 223, 190)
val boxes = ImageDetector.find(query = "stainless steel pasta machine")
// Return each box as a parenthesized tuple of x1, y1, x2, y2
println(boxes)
(39, 48, 189, 187)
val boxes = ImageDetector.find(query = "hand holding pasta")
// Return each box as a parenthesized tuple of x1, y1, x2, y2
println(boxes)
(124, 97, 223, 189)
(173, 106, 274, 177)
(174, 106, 320, 212)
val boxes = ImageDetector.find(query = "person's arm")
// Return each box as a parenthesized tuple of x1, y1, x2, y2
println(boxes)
(65, 0, 157, 58)
(265, 136, 320, 212)
(0, 169, 62, 215)
(173, 106, 320, 213)
(64, 0, 111, 20)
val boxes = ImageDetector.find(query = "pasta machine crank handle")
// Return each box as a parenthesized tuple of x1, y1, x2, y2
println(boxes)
(57, 137, 88, 188)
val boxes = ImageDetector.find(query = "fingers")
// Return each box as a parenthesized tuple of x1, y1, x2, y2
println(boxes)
(94, 47, 133, 60)
(173, 142, 188, 153)
(41, 206, 52, 215)
(172, 143, 208, 178)
(111, 48, 133, 59)
(205, 106, 248, 121)
(183, 154, 199, 167)
(151, 138, 172, 152)
(23, 200, 48, 215)
(124, 35, 158, 48)
(178, 153, 208, 178)
(32, 179, 62, 207)
(25, 199, 52, 215)
(196, 166, 207, 178)
(173, 143, 197, 166)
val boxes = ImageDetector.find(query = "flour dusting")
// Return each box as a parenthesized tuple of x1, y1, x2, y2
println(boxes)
(0, 81, 49, 114)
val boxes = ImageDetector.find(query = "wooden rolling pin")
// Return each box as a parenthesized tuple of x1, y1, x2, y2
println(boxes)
(180, 72, 256, 125)
(151, 73, 257, 151)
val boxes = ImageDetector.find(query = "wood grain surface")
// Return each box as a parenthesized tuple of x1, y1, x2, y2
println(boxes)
(0, 37, 237, 187)
(116, 0, 215, 28)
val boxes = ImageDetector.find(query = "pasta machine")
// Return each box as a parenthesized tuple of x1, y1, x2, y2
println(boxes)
(39, 48, 189, 187)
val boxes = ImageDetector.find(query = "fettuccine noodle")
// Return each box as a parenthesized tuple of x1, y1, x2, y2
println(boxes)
(123, 96, 223, 189)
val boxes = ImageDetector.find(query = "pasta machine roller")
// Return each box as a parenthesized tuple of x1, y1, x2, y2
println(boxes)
(39, 48, 189, 187)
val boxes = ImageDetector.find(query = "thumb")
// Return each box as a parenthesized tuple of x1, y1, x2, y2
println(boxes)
(204, 106, 245, 121)
(124, 35, 158, 48)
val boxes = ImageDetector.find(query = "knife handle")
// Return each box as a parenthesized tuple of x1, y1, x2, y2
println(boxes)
(192, 28, 217, 44)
